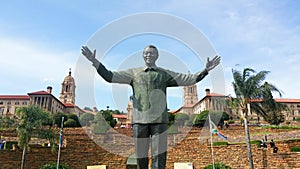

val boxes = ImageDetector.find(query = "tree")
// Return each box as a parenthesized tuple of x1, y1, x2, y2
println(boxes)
(83, 107, 93, 112)
(52, 112, 68, 127)
(175, 113, 189, 127)
(112, 109, 121, 114)
(185, 114, 197, 126)
(229, 68, 282, 169)
(16, 105, 56, 169)
(168, 112, 176, 125)
(39, 162, 72, 169)
(99, 110, 117, 128)
(0, 116, 16, 129)
(93, 112, 110, 134)
(64, 119, 78, 127)
(193, 110, 209, 127)
(79, 113, 95, 126)
(252, 82, 286, 125)
(193, 111, 228, 127)
(65, 113, 81, 127)
(204, 162, 231, 169)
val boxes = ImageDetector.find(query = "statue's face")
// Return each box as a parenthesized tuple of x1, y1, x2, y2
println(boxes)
(143, 47, 158, 66)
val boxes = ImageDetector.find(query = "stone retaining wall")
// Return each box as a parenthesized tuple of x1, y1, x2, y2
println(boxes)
(0, 127, 300, 169)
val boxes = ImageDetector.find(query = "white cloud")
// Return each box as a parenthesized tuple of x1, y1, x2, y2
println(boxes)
(1, 0, 300, 113)
(0, 34, 77, 96)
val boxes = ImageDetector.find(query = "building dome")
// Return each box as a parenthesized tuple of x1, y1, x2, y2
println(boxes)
(63, 69, 75, 82)
(60, 68, 76, 104)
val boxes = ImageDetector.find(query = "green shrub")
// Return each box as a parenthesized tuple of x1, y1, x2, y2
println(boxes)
(79, 113, 94, 126)
(185, 114, 197, 127)
(204, 162, 231, 169)
(64, 119, 78, 127)
(93, 123, 109, 134)
(193, 111, 229, 127)
(52, 112, 68, 127)
(4, 141, 18, 150)
(227, 120, 235, 124)
(193, 110, 209, 127)
(262, 125, 300, 130)
(291, 146, 300, 152)
(213, 142, 228, 146)
(175, 113, 189, 127)
(66, 113, 81, 127)
(250, 140, 262, 147)
(39, 162, 72, 169)
(168, 125, 179, 134)
(168, 112, 175, 125)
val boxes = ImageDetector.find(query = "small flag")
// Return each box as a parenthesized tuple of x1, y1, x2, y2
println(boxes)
(209, 118, 227, 140)
(59, 117, 64, 147)
(59, 128, 63, 147)
(57, 116, 65, 169)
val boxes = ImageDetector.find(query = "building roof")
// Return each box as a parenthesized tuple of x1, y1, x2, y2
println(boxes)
(206, 93, 226, 97)
(27, 90, 51, 95)
(274, 98, 300, 103)
(27, 90, 66, 108)
(64, 103, 75, 107)
(112, 114, 127, 119)
(250, 98, 300, 103)
(0, 95, 30, 100)
(63, 69, 75, 83)
(172, 91, 227, 114)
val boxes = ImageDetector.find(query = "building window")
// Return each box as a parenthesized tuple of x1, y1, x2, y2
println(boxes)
(65, 85, 70, 92)
(22, 101, 27, 105)
(0, 101, 3, 105)
(41, 97, 45, 106)
(15, 101, 20, 105)
(189, 87, 193, 93)
(0, 107, 4, 115)
(37, 97, 41, 104)
(7, 101, 11, 105)
(6, 107, 11, 114)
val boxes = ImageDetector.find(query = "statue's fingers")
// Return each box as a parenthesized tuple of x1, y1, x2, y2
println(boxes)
(214, 55, 221, 62)
(82, 46, 88, 51)
(214, 55, 220, 60)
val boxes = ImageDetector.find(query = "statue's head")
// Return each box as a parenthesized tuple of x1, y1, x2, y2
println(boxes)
(143, 45, 159, 67)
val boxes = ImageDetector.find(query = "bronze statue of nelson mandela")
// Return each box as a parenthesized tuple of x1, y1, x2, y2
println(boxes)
(81, 45, 220, 169)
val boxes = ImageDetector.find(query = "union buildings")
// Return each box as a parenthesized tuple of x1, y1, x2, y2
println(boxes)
(1, 71, 300, 123)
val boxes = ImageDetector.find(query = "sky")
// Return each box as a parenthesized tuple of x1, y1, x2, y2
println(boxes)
(1, 0, 300, 112)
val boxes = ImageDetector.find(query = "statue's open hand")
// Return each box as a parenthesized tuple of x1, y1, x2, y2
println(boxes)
(206, 55, 221, 72)
(81, 46, 96, 62)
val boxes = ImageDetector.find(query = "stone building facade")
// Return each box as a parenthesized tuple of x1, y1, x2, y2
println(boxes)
(175, 88, 227, 114)
(59, 68, 76, 104)
(175, 84, 300, 121)
(0, 95, 30, 117)
(0, 69, 84, 117)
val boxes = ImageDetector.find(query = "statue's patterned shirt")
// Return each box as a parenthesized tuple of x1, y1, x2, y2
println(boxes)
(94, 62, 208, 124)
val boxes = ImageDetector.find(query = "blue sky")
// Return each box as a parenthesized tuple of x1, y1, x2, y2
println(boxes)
(1, 0, 300, 112)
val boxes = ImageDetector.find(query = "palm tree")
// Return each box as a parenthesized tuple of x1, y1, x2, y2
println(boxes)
(229, 68, 282, 169)
(16, 105, 55, 169)
(251, 82, 286, 125)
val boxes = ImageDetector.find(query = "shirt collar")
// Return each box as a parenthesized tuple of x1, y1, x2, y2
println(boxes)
(143, 65, 157, 72)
